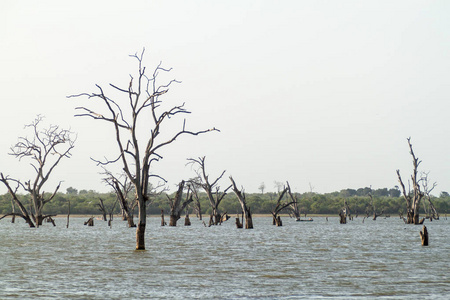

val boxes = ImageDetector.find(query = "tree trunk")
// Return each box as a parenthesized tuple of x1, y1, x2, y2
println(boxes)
(169, 215, 178, 226)
(36, 214, 44, 227)
(136, 201, 146, 250)
(245, 215, 253, 229)
(185, 215, 191, 226)
(127, 215, 136, 227)
(136, 222, 145, 250)
(236, 217, 243, 228)
(66, 199, 70, 228)
(420, 225, 429, 246)
(277, 216, 283, 226)
(339, 212, 347, 224)
(214, 212, 221, 225)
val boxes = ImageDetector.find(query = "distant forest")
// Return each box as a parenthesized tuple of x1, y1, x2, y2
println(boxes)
(1, 186, 449, 216)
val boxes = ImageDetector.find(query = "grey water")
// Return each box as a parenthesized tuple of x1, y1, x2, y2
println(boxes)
(0, 216, 449, 299)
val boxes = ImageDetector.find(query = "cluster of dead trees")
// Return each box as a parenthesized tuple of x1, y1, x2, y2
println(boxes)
(0, 51, 439, 251)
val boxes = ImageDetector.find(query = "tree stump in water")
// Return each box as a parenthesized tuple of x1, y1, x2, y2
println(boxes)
(339, 212, 346, 224)
(84, 217, 94, 226)
(420, 225, 429, 246)
(236, 217, 243, 228)
(184, 215, 191, 226)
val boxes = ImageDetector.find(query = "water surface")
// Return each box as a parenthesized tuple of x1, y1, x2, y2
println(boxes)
(0, 216, 448, 299)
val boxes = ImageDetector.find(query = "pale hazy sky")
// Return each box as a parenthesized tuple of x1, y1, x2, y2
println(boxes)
(1, 0, 449, 195)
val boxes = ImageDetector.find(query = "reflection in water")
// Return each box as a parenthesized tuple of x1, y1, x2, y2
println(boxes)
(0, 217, 449, 299)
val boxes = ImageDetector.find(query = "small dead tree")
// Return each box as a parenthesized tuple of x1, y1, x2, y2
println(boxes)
(420, 225, 429, 246)
(187, 156, 231, 226)
(97, 198, 108, 221)
(365, 188, 383, 220)
(0, 116, 75, 227)
(286, 181, 301, 221)
(396, 138, 425, 224)
(421, 172, 439, 221)
(103, 169, 137, 227)
(166, 180, 193, 226)
(229, 176, 253, 229)
(271, 185, 292, 226)
(188, 182, 202, 220)
(68, 49, 217, 250)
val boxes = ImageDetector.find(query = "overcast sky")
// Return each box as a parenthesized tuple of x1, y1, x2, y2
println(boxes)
(1, 0, 449, 195)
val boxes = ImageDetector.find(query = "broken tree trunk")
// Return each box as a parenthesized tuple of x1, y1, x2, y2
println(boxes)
(184, 213, 191, 226)
(420, 225, 429, 246)
(229, 176, 253, 229)
(84, 217, 94, 226)
(339, 211, 347, 224)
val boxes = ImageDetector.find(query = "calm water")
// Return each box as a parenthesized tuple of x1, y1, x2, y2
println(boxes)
(0, 216, 449, 299)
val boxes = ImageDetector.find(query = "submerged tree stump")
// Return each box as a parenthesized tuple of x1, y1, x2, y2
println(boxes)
(184, 214, 191, 226)
(84, 217, 94, 226)
(339, 212, 346, 224)
(420, 225, 429, 246)
(236, 217, 243, 228)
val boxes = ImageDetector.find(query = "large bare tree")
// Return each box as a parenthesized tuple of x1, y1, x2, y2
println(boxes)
(68, 50, 216, 249)
(187, 156, 231, 225)
(396, 137, 425, 224)
(0, 115, 75, 227)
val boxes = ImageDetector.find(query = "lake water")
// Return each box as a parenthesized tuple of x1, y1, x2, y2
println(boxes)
(0, 216, 449, 299)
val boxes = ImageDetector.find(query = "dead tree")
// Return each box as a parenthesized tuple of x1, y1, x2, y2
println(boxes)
(286, 181, 301, 221)
(421, 172, 439, 221)
(187, 156, 231, 226)
(97, 198, 108, 221)
(396, 138, 425, 224)
(66, 197, 70, 228)
(103, 170, 137, 227)
(188, 183, 202, 220)
(229, 176, 253, 229)
(420, 225, 429, 246)
(166, 180, 193, 226)
(271, 186, 292, 226)
(0, 116, 75, 227)
(365, 188, 383, 220)
(0, 175, 35, 227)
(68, 49, 217, 250)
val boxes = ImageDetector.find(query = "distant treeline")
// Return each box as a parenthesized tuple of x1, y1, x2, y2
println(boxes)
(1, 187, 449, 216)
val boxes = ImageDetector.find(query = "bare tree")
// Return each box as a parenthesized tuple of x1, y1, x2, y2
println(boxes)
(0, 115, 75, 227)
(97, 198, 108, 221)
(286, 181, 301, 221)
(166, 180, 193, 226)
(421, 172, 439, 221)
(396, 138, 425, 224)
(229, 176, 253, 229)
(102, 169, 137, 227)
(188, 182, 202, 220)
(187, 156, 231, 225)
(68, 50, 217, 250)
(271, 185, 292, 226)
(365, 187, 383, 220)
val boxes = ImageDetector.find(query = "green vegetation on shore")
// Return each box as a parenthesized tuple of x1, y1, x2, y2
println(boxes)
(1, 187, 449, 217)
